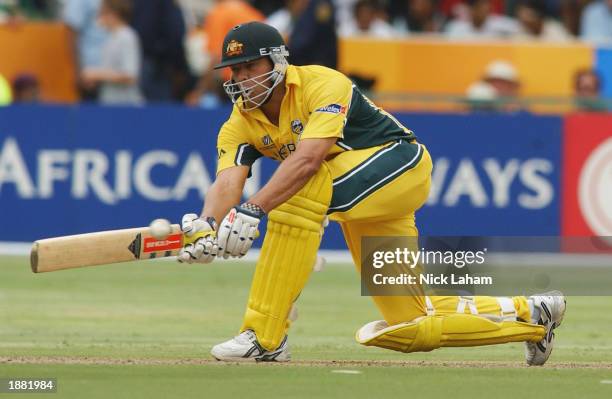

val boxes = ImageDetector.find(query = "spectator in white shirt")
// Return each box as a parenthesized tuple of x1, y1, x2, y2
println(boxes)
(392, 0, 445, 34)
(339, 0, 396, 38)
(81, 0, 143, 105)
(465, 80, 498, 111)
(466, 60, 522, 112)
(513, 0, 571, 41)
(445, 0, 520, 39)
(483, 59, 520, 98)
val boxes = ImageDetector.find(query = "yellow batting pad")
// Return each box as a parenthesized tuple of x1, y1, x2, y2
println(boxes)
(240, 165, 333, 350)
(356, 314, 545, 353)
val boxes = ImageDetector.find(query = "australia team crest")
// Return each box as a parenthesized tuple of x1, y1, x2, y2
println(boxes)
(291, 119, 304, 135)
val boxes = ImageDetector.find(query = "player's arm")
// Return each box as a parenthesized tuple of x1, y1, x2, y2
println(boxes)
(247, 137, 336, 212)
(178, 113, 260, 263)
(215, 138, 335, 259)
(178, 166, 250, 264)
(204, 114, 262, 222)
(201, 165, 250, 223)
(178, 164, 253, 264)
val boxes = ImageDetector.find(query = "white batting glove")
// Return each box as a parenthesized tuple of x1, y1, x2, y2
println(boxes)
(177, 213, 218, 264)
(217, 203, 264, 259)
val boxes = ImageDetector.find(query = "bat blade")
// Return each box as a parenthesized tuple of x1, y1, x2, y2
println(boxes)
(31, 225, 183, 273)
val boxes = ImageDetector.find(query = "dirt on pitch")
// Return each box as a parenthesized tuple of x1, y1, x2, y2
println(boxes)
(2, 356, 612, 370)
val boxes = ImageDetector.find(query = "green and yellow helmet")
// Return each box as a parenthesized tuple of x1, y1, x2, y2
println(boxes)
(215, 22, 290, 111)
(214, 21, 289, 69)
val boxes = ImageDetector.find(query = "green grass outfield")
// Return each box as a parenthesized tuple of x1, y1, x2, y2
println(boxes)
(1, 256, 611, 398)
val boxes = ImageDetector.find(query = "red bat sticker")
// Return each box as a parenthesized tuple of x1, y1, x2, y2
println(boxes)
(143, 233, 183, 253)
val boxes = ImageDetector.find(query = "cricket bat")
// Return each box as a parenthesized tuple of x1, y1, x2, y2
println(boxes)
(30, 225, 184, 273)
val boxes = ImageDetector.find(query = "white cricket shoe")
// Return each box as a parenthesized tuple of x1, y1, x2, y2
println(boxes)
(211, 330, 290, 362)
(525, 291, 566, 366)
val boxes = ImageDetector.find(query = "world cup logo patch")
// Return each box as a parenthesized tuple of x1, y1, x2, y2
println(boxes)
(261, 135, 273, 146)
(291, 119, 304, 135)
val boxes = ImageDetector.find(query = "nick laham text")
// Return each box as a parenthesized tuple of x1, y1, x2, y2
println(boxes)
(372, 273, 493, 286)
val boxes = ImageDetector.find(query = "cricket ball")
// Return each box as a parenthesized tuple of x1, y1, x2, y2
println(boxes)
(149, 218, 172, 240)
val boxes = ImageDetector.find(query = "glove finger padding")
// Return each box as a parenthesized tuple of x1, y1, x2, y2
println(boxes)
(181, 213, 199, 236)
(177, 214, 217, 264)
(178, 243, 197, 264)
(233, 222, 250, 257)
(218, 204, 264, 259)
(205, 240, 219, 262)
(217, 209, 235, 255)
(191, 238, 205, 259)
(194, 237, 217, 263)
(237, 225, 257, 257)
(226, 218, 243, 257)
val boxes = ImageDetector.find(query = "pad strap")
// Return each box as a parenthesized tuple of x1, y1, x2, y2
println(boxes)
(457, 296, 478, 315)
(425, 296, 435, 316)
(496, 297, 518, 321)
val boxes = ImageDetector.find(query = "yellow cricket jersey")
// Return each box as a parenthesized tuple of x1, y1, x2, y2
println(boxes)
(216, 64, 416, 175)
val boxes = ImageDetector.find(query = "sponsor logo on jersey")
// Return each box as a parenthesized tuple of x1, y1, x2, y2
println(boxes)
(314, 104, 347, 115)
(226, 40, 244, 57)
(291, 119, 304, 134)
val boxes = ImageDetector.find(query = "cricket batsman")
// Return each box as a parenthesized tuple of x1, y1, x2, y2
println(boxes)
(177, 22, 565, 365)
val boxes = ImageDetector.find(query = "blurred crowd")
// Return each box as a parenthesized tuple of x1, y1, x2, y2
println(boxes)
(464, 59, 607, 112)
(0, 0, 610, 111)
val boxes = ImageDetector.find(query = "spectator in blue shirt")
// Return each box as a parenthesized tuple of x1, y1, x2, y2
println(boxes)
(580, 0, 612, 43)
(62, 0, 108, 69)
(62, 0, 108, 101)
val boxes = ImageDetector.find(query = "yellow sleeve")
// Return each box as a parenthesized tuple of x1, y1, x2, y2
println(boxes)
(300, 74, 353, 141)
(216, 112, 263, 176)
